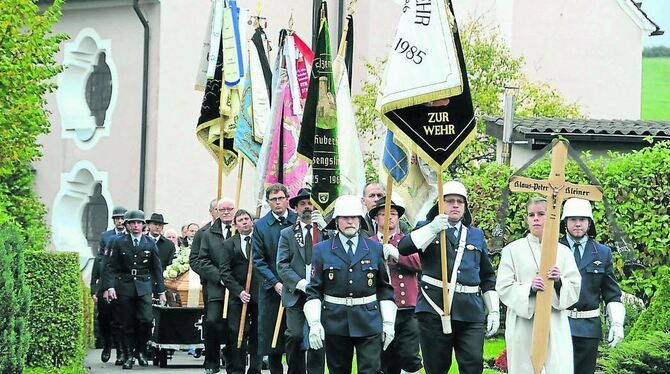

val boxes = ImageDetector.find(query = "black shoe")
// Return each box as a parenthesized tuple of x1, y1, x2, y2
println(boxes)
(115, 343, 124, 365)
(137, 352, 149, 367)
(204, 368, 220, 374)
(123, 357, 134, 370)
(101, 344, 111, 363)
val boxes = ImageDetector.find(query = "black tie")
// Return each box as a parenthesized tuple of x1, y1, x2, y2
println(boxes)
(133, 238, 139, 247)
(225, 224, 232, 239)
(446, 227, 458, 247)
(244, 236, 252, 260)
(278, 216, 285, 225)
(305, 224, 313, 264)
(346, 239, 354, 258)
(574, 242, 582, 266)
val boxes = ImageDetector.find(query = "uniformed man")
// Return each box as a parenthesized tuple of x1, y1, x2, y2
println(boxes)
(304, 195, 396, 374)
(220, 209, 262, 374)
(397, 181, 498, 374)
(369, 199, 423, 374)
(91, 205, 126, 364)
(559, 198, 624, 374)
(146, 213, 176, 270)
(252, 183, 297, 374)
(198, 198, 237, 374)
(103, 209, 166, 370)
(277, 188, 326, 374)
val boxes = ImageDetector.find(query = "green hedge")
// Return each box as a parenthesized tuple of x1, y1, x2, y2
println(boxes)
(81, 281, 95, 349)
(24, 251, 85, 369)
(601, 331, 670, 374)
(459, 140, 670, 297)
(626, 266, 670, 341)
(0, 224, 31, 373)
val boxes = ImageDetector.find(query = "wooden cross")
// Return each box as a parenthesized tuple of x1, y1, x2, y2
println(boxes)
(508, 140, 602, 374)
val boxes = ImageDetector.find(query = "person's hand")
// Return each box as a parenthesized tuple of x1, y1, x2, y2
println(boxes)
(486, 311, 500, 337)
(383, 244, 399, 261)
(240, 290, 251, 304)
(92, 294, 98, 303)
(428, 214, 450, 236)
(608, 323, 624, 348)
(107, 288, 117, 301)
(273, 282, 283, 295)
(311, 210, 327, 231)
(382, 323, 395, 350)
(547, 265, 561, 281)
(159, 293, 167, 305)
(531, 276, 545, 292)
(308, 323, 325, 350)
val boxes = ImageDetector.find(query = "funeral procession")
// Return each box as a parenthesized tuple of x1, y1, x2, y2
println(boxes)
(5, 0, 670, 373)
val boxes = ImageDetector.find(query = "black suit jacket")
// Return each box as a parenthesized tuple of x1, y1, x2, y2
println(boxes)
(154, 235, 176, 270)
(220, 233, 259, 304)
(198, 219, 228, 301)
(189, 222, 212, 282)
(102, 234, 165, 297)
(277, 222, 326, 308)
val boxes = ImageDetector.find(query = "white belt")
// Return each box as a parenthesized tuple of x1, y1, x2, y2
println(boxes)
(421, 275, 480, 294)
(324, 294, 377, 307)
(568, 308, 600, 319)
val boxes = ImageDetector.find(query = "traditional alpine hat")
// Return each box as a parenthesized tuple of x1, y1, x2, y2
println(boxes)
(289, 188, 312, 209)
(368, 198, 406, 219)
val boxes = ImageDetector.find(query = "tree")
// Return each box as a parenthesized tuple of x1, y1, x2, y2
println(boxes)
(0, 0, 65, 250)
(353, 21, 581, 180)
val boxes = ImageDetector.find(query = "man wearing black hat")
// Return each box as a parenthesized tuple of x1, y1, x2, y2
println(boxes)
(277, 188, 327, 374)
(91, 205, 127, 364)
(103, 209, 167, 369)
(369, 199, 423, 374)
(146, 213, 176, 270)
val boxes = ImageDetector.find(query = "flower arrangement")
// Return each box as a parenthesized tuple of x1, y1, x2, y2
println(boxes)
(163, 247, 191, 280)
(494, 348, 508, 372)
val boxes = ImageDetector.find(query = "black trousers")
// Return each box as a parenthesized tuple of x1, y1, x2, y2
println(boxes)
(204, 299, 232, 369)
(382, 309, 422, 374)
(116, 293, 153, 350)
(285, 307, 325, 374)
(325, 334, 382, 374)
(226, 300, 262, 374)
(573, 336, 599, 374)
(417, 313, 484, 374)
(96, 295, 114, 342)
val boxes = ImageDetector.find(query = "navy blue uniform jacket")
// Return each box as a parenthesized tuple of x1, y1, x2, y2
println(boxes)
(305, 235, 394, 338)
(398, 222, 496, 323)
(560, 237, 622, 338)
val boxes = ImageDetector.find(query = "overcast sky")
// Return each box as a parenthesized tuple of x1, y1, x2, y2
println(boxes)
(642, 0, 670, 46)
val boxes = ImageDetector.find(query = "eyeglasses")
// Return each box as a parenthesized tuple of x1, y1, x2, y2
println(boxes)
(444, 198, 465, 205)
(218, 207, 235, 212)
(268, 196, 287, 203)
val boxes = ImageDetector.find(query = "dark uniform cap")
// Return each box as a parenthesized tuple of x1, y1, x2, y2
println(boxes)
(124, 209, 146, 223)
(111, 205, 128, 218)
(368, 198, 406, 219)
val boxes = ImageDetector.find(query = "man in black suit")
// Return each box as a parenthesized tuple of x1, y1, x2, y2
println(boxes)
(103, 209, 166, 369)
(277, 188, 326, 374)
(220, 209, 261, 374)
(198, 198, 237, 374)
(146, 213, 176, 270)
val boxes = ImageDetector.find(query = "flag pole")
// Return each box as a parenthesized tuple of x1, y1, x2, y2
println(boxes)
(218, 125, 224, 199)
(437, 175, 450, 320)
(237, 253, 254, 348)
(382, 174, 393, 245)
(235, 157, 245, 208)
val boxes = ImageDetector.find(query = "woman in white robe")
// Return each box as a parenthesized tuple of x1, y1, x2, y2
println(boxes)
(496, 197, 581, 374)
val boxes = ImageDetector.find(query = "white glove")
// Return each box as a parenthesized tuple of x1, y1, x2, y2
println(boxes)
(311, 210, 328, 231)
(410, 214, 450, 250)
(606, 302, 625, 347)
(383, 244, 399, 261)
(303, 299, 325, 350)
(483, 290, 500, 337)
(296, 279, 308, 292)
(380, 300, 397, 350)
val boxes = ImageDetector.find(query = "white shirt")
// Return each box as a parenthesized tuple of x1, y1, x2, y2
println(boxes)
(240, 233, 251, 259)
(338, 233, 359, 256)
(272, 211, 289, 222)
(566, 235, 588, 258)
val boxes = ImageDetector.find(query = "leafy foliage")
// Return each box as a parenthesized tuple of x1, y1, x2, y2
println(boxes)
(600, 331, 670, 374)
(643, 46, 670, 57)
(0, 224, 31, 373)
(0, 0, 66, 250)
(626, 266, 670, 341)
(24, 251, 85, 369)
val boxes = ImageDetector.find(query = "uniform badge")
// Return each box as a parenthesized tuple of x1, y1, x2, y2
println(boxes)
(593, 260, 603, 266)
(328, 272, 334, 280)
(466, 244, 475, 251)
(143, 259, 148, 263)
(361, 259, 371, 265)
(368, 279, 373, 287)
(367, 273, 374, 279)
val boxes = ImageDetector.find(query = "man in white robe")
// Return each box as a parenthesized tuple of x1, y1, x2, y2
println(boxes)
(496, 198, 581, 374)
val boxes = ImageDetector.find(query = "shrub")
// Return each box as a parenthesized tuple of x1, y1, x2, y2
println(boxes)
(601, 331, 670, 374)
(0, 224, 31, 373)
(81, 280, 95, 349)
(24, 251, 85, 369)
(626, 266, 670, 341)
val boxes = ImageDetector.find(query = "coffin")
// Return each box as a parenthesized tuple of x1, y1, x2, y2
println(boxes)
(164, 269, 204, 307)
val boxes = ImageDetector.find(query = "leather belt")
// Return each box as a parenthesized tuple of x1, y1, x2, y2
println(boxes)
(324, 294, 377, 307)
(421, 275, 480, 294)
(568, 308, 600, 319)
